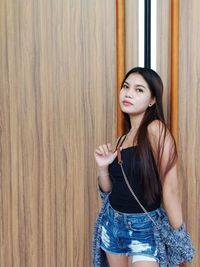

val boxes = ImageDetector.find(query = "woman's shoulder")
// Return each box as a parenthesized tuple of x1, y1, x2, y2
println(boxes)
(147, 119, 171, 139)
(147, 119, 165, 134)
(147, 120, 175, 152)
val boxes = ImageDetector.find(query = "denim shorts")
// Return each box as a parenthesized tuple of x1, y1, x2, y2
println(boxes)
(100, 202, 161, 263)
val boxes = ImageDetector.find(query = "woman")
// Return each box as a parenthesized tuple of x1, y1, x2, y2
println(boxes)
(93, 67, 185, 267)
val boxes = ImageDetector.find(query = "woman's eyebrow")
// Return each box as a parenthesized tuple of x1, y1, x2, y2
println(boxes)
(123, 81, 147, 89)
(123, 81, 129, 85)
(135, 84, 146, 89)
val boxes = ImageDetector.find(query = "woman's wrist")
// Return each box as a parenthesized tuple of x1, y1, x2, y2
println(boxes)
(169, 218, 183, 230)
(98, 166, 109, 177)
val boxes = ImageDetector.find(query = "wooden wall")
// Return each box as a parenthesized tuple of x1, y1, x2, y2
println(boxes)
(0, 0, 116, 266)
(125, 0, 138, 70)
(0, 0, 199, 266)
(156, 0, 171, 125)
(179, 0, 200, 265)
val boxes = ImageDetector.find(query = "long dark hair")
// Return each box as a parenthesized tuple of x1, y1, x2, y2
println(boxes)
(120, 67, 177, 204)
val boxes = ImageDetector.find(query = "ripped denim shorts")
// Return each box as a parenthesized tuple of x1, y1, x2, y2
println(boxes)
(100, 202, 161, 263)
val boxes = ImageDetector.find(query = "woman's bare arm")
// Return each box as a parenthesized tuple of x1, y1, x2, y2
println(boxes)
(94, 137, 122, 192)
(98, 166, 112, 192)
(162, 164, 183, 228)
(148, 120, 183, 229)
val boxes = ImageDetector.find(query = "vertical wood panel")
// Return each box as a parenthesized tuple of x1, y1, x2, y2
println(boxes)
(156, 0, 171, 124)
(116, 0, 125, 135)
(170, 0, 179, 143)
(0, 0, 116, 266)
(125, 0, 139, 70)
(179, 1, 200, 266)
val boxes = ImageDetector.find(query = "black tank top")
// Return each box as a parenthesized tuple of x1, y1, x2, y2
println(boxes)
(108, 135, 161, 213)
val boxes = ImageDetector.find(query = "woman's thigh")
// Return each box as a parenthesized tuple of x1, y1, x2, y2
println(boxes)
(128, 256, 159, 267)
(106, 252, 128, 267)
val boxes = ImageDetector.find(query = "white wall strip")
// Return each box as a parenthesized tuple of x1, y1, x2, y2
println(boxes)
(138, 0, 144, 67)
(151, 0, 157, 71)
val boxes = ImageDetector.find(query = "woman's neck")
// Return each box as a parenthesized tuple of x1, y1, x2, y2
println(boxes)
(129, 113, 144, 130)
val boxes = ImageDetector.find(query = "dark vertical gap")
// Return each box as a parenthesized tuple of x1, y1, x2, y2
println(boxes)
(144, 0, 151, 68)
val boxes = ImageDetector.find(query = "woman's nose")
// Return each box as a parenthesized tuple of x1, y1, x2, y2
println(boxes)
(125, 93, 133, 99)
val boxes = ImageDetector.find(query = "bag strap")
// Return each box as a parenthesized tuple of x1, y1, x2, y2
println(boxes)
(114, 134, 127, 152)
(117, 142, 157, 226)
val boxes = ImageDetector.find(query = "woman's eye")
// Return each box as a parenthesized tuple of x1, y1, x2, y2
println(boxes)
(122, 84, 128, 89)
(136, 88, 144, 92)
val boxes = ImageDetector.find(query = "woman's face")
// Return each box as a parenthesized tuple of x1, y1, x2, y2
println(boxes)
(119, 73, 155, 115)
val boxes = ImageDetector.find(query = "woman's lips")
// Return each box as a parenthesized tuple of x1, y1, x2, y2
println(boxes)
(122, 100, 133, 106)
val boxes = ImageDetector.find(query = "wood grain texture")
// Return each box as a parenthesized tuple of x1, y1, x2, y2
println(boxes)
(0, 0, 116, 266)
(179, 1, 200, 265)
(116, 0, 125, 136)
(156, 0, 171, 125)
(125, 0, 139, 71)
(170, 0, 179, 144)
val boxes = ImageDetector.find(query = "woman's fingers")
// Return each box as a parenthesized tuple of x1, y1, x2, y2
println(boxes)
(102, 144, 109, 155)
(94, 148, 103, 155)
(107, 143, 112, 151)
(94, 143, 112, 156)
(98, 145, 105, 155)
